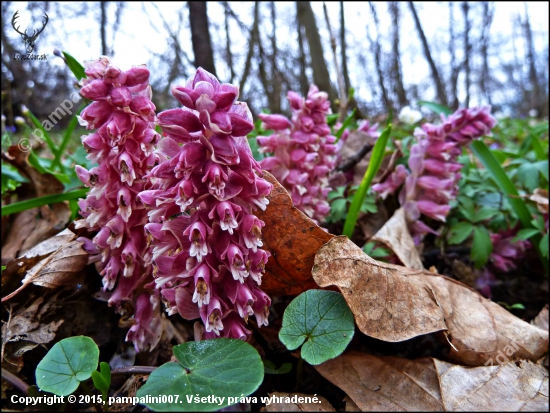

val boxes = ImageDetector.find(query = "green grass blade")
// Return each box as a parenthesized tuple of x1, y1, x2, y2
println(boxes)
(62, 51, 86, 80)
(52, 106, 84, 171)
(335, 109, 356, 142)
(28, 111, 58, 156)
(1, 188, 88, 217)
(343, 124, 391, 238)
(470, 140, 546, 272)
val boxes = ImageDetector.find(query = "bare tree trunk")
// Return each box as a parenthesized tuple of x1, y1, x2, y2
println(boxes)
(462, 2, 471, 107)
(224, 5, 235, 83)
(188, 1, 217, 76)
(340, 2, 351, 93)
(522, 3, 540, 115)
(479, 2, 493, 106)
(297, 15, 309, 96)
(296, 1, 337, 108)
(408, 2, 448, 106)
(389, 2, 407, 108)
(448, 2, 460, 110)
(368, 2, 392, 112)
(239, 2, 259, 93)
(100, 2, 108, 56)
(270, 2, 281, 113)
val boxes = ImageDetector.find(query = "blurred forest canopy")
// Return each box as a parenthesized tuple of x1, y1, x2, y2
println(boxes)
(1, 1, 548, 129)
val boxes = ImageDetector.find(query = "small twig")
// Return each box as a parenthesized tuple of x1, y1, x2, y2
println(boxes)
(110, 366, 156, 376)
(1, 368, 30, 395)
(336, 142, 374, 173)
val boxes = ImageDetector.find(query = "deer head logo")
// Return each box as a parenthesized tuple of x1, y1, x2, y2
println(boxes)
(11, 11, 49, 54)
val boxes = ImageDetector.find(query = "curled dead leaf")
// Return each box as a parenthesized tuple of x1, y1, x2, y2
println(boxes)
(312, 236, 549, 366)
(370, 207, 424, 269)
(313, 236, 446, 342)
(529, 188, 549, 214)
(2, 229, 88, 302)
(255, 172, 334, 295)
(261, 392, 336, 412)
(315, 352, 549, 411)
(532, 305, 549, 332)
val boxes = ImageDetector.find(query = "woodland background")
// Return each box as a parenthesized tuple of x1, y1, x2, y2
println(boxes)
(1, 1, 549, 129)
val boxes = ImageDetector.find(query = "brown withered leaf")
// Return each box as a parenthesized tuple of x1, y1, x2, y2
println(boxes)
(434, 359, 549, 411)
(312, 236, 549, 366)
(532, 305, 549, 332)
(315, 353, 549, 411)
(529, 188, 549, 214)
(255, 172, 334, 295)
(261, 392, 336, 412)
(315, 353, 444, 411)
(1, 208, 39, 263)
(313, 236, 446, 342)
(2, 229, 88, 302)
(1, 297, 64, 367)
(370, 207, 424, 270)
(343, 396, 361, 412)
(425, 275, 548, 366)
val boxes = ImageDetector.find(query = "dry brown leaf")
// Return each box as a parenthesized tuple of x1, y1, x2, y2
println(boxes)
(370, 207, 424, 270)
(255, 172, 334, 295)
(424, 275, 548, 366)
(434, 359, 549, 411)
(343, 395, 361, 412)
(532, 305, 549, 331)
(315, 352, 444, 411)
(2, 229, 88, 302)
(312, 236, 446, 342)
(261, 392, 336, 412)
(315, 352, 549, 412)
(529, 188, 549, 214)
(1, 208, 39, 263)
(312, 236, 549, 365)
(1, 297, 64, 366)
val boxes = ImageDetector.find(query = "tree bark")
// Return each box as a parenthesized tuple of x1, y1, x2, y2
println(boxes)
(462, 2, 471, 107)
(188, 1, 217, 76)
(224, 5, 235, 83)
(296, 1, 337, 109)
(389, 2, 407, 108)
(297, 14, 309, 97)
(340, 2, 351, 93)
(100, 2, 108, 56)
(479, 2, 493, 106)
(239, 2, 259, 93)
(448, 2, 460, 110)
(408, 2, 448, 106)
(522, 4, 540, 115)
(368, 2, 392, 112)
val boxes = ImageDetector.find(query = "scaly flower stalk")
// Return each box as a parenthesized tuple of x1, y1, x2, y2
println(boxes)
(257, 85, 338, 224)
(139, 68, 272, 339)
(75, 57, 162, 352)
(373, 106, 496, 241)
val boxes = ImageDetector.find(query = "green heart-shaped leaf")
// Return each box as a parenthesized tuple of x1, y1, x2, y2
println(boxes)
(136, 338, 264, 412)
(279, 290, 355, 365)
(36, 336, 99, 396)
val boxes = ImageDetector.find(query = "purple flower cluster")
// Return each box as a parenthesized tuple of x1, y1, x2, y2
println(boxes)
(138, 68, 272, 340)
(74, 57, 162, 351)
(373, 107, 496, 240)
(257, 85, 337, 224)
